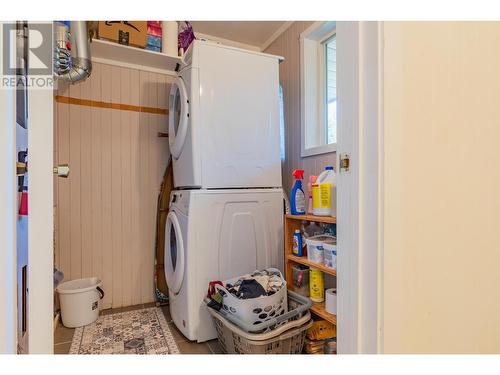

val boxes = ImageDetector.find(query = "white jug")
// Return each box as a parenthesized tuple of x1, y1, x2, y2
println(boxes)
(312, 166, 336, 216)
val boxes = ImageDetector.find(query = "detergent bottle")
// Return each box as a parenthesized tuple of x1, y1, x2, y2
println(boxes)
(309, 269, 325, 302)
(312, 166, 337, 216)
(292, 229, 303, 256)
(290, 169, 306, 215)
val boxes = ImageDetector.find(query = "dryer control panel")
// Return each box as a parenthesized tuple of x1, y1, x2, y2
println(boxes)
(170, 191, 190, 214)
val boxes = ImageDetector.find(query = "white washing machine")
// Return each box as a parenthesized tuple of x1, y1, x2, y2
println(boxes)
(164, 188, 284, 342)
(169, 40, 283, 189)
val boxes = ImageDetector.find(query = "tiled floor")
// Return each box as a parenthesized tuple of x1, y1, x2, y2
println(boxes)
(54, 303, 223, 354)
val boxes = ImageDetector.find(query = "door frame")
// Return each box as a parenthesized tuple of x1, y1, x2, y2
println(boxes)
(337, 21, 384, 354)
(27, 32, 54, 352)
(1, 22, 54, 354)
(0, 22, 18, 354)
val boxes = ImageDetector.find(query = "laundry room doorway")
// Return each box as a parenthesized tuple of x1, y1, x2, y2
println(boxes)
(1, 20, 385, 355)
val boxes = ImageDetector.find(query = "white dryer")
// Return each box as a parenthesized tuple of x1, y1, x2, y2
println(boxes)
(164, 188, 284, 342)
(168, 40, 283, 189)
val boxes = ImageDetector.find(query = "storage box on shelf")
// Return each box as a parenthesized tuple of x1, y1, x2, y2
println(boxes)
(98, 21, 148, 48)
(284, 214, 337, 326)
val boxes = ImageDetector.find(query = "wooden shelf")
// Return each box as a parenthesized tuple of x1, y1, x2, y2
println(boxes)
(285, 214, 336, 224)
(284, 212, 338, 331)
(286, 254, 336, 276)
(91, 38, 183, 73)
(310, 301, 337, 325)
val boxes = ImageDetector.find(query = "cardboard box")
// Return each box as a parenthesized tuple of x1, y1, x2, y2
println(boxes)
(98, 21, 147, 48)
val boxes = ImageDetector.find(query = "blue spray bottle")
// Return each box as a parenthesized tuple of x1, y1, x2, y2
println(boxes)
(290, 169, 306, 215)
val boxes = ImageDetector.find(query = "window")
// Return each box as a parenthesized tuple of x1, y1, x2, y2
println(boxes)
(326, 35, 336, 145)
(300, 22, 337, 157)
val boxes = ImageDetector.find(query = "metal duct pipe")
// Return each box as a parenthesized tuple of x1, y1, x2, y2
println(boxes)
(55, 21, 92, 83)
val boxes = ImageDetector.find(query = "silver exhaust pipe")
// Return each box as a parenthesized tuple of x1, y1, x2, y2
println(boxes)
(54, 21, 92, 83)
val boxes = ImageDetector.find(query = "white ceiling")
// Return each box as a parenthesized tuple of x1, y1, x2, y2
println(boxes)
(190, 21, 288, 49)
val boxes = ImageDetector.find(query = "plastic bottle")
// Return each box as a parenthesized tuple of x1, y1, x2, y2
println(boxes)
(307, 175, 317, 214)
(312, 166, 337, 217)
(309, 269, 325, 302)
(290, 169, 306, 215)
(292, 229, 303, 257)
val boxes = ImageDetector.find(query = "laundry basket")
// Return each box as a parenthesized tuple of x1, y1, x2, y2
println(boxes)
(215, 268, 288, 327)
(206, 290, 312, 354)
(56, 277, 104, 328)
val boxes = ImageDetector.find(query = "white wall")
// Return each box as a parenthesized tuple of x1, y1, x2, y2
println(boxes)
(265, 22, 336, 193)
(382, 22, 500, 353)
(54, 63, 171, 309)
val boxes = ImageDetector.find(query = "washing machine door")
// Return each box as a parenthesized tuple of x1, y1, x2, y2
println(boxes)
(164, 211, 185, 295)
(168, 76, 189, 159)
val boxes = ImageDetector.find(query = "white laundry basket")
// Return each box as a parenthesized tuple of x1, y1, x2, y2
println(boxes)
(215, 268, 288, 327)
(56, 277, 104, 328)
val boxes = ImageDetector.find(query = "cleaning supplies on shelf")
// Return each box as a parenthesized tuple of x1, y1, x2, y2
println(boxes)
(323, 239, 337, 269)
(292, 265, 310, 297)
(292, 229, 303, 256)
(309, 269, 325, 302)
(312, 166, 337, 217)
(320, 222, 336, 236)
(307, 175, 317, 214)
(290, 169, 306, 215)
(325, 288, 337, 315)
(305, 235, 336, 264)
(302, 221, 324, 238)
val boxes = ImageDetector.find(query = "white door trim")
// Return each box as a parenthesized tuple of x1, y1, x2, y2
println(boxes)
(337, 21, 383, 354)
(27, 21, 54, 352)
(336, 21, 359, 354)
(358, 21, 385, 354)
(0, 22, 18, 353)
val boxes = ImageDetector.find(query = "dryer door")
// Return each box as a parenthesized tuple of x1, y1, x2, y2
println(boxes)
(168, 76, 190, 159)
(164, 211, 185, 295)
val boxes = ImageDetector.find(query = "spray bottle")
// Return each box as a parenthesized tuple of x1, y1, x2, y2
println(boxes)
(290, 169, 306, 215)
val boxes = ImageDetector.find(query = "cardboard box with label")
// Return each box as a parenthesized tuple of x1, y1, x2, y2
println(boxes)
(98, 21, 147, 48)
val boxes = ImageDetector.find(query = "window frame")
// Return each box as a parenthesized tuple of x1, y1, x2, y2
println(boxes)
(300, 21, 337, 157)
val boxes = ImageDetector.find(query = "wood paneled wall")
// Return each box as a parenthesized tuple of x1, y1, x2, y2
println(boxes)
(54, 62, 173, 309)
(265, 22, 336, 192)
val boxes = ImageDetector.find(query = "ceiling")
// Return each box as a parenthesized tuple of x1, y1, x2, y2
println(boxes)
(190, 21, 288, 49)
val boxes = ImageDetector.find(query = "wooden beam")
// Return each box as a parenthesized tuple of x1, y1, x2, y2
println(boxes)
(54, 95, 168, 115)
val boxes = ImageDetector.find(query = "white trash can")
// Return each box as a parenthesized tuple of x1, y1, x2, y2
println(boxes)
(56, 277, 104, 328)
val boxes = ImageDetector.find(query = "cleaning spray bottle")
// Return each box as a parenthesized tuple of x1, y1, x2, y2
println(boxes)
(290, 169, 306, 215)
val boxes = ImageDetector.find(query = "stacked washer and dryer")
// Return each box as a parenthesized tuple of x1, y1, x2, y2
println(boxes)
(164, 40, 284, 342)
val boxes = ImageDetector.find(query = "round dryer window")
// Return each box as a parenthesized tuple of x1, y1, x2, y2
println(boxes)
(164, 211, 185, 295)
(168, 77, 189, 159)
